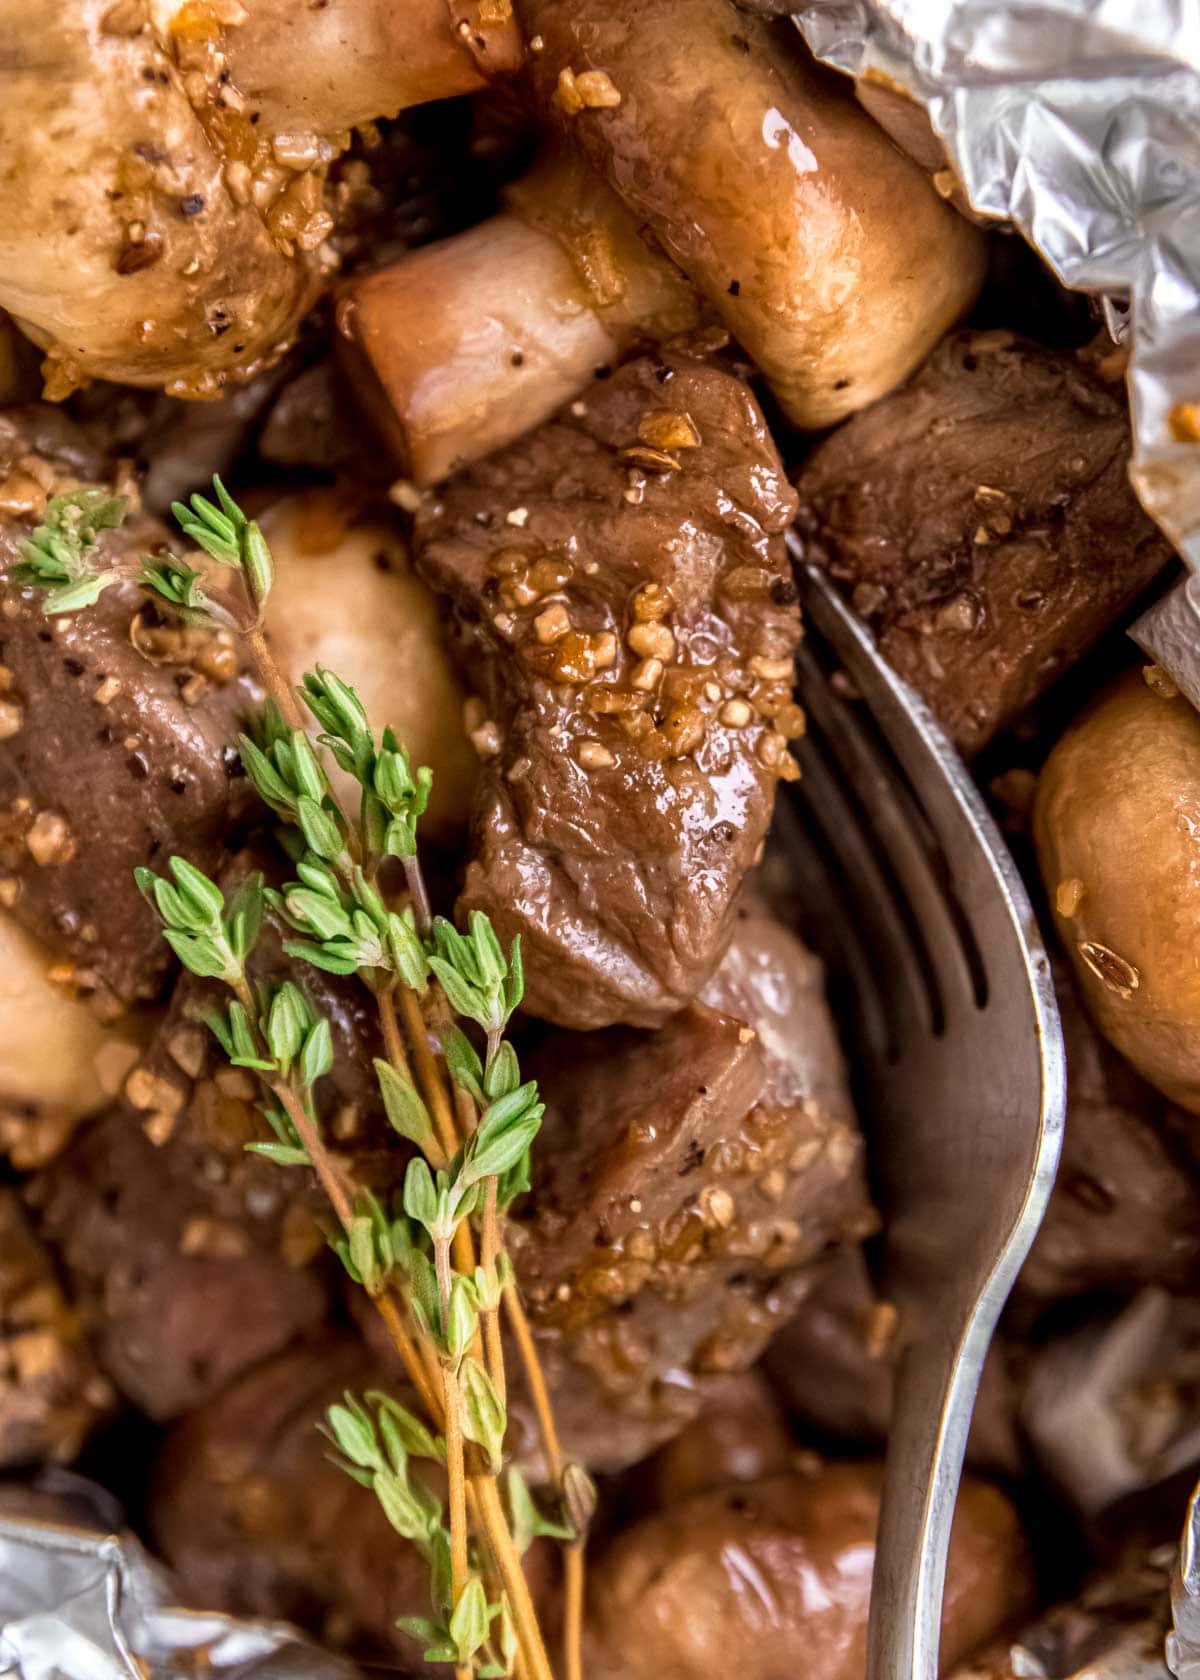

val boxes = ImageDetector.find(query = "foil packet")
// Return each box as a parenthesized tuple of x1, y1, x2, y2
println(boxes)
(0, 1475, 366, 1680)
(792, 0, 1200, 574)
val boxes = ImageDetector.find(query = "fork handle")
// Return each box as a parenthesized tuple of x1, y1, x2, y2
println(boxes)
(866, 1327, 979, 1680)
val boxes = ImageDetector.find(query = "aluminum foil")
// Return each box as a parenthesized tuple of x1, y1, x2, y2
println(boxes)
(0, 1474, 366, 1680)
(792, 0, 1200, 574)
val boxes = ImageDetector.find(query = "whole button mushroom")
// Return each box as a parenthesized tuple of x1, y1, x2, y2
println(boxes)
(585, 1463, 1034, 1680)
(0, 0, 520, 397)
(1036, 671, 1200, 1117)
(519, 0, 987, 429)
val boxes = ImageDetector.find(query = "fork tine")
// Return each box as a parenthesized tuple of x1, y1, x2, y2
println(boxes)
(772, 790, 895, 1066)
(790, 702, 935, 1055)
(795, 642, 984, 1026)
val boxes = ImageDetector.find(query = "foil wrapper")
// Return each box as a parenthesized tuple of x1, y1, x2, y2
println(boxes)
(792, 0, 1200, 574)
(0, 1474, 366, 1680)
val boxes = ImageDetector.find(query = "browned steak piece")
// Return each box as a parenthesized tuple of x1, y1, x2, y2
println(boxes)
(28, 1103, 329, 1422)
(0, 411, 258, 1003)
(793, 330, 1172, 756)
(23, 853, 393, 1420)
(508, 896, 875, 1471)
(0, 1189, 113, 1469)
(150, 1338, 448, 1666)
(640, 1368, 793, 1507)
(416, 355, 801, 1029)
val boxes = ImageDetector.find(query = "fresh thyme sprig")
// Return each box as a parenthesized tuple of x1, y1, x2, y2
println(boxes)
(21, 482, 589, 1680)
(14, 489, 128, 611)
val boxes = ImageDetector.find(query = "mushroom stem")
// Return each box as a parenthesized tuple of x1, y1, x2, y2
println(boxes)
(335, 147, 700, 484)
(218, 0, 521, 135)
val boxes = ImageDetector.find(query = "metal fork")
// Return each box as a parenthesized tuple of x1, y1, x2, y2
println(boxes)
(781, 552, 1067, 1680)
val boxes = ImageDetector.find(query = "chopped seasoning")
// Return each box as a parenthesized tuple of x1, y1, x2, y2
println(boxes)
(638, 410, 701, 451)
(25, 811, 75, 867)
(573, 69, 622, 108)
(620, 444, 680, 474)
(1143, 662, 1180, 699)
(627, 621, 675, 661)
(577, 739, 615, 769)
(1056, 877, 1086, 918)
(631, 657, 664, 692)
(534, 603, 571, 644)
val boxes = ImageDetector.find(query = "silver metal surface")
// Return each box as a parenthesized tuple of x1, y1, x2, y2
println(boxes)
(1130, 576, 1200, 713)
(0, 1474, 366, 1680)
(785, 556, 1067, 1680)
(792, 0, 1200, 572)
(1170, 1481, 1200, 1678)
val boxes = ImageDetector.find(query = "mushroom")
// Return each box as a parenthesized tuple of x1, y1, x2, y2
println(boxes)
(340, 0, 986, 483)
(586, 1463, 1033, 1680)
(1035, 670, 1200, 1117)
(258, 490, 478, 833)
(213, 0, 520, 138)
(0, 913, 143, 1137)
(519, 0, 987, 428)
(335, 145, 700, 484)
(0, 0, 522, 397)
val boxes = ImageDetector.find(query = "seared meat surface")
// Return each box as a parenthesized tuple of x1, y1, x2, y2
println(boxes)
(765, 1248, 1024, 1475)
(28, 1103, 329, 1422)
(0, 414, 257, 1003)
(151, 1337, 445, 1664)
(641, 1369, 794, 1507)
(510, 895, 874, 1470)
(417, 355, 802, 1029)
(22, 855, 389, 1419)
(794, 330, 1172, 755)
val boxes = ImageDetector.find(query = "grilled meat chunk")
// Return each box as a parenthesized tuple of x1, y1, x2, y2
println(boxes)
(0, 416, 257, 1003)
(641, 1369, 794, 1508)
(1017, 959, 1200, 1304)
(765, 1247, 1023, 1474)
(151, 1337, 444, 1665)
(23, 856, 392, 1419)
(416, 356, 802, 1029)
(793, 330, 1172, 756)
(509, 896, 874, 1471)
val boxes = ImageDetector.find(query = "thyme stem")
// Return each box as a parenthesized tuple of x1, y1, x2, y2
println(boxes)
(399, 985, 461, 1163)
(563, 1553, 584, 1680)
(480, 1177, 506, 1405)
(503, 1287, 584, 1680)
(402, 854, 433, 939)
(248, 627, 305, 731)
(503, 1290, 564, 1484)
(474, 1474, 556, 1680)
(270, 1081, 355, 1231)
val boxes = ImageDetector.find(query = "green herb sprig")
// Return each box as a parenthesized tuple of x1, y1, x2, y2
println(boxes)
(14, 489, 128, 612)
(25, 482, 588, 1680)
